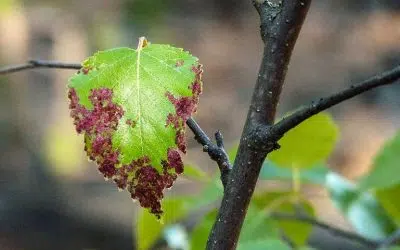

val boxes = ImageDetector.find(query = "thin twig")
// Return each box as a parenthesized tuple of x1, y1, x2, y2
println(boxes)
(186, 118, 232, 187)
(271, 212, 379, 248)
(378, 229, 400, 249)
(0, 60, 81, 75)
(270, 65, 400, 139)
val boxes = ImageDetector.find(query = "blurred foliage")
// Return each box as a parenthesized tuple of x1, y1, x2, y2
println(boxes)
(137, 112, 400, 249)
(326, 172, 396, 241)
(122, 0, 171, 29)
(236, 239, 292, 250)
(43, 119, 86, 176)
(137, 198, 192, 250)
(377, 184, 400, 226)
(268, 112, 339, 169)
(260, 161, 329, 185)
(252, 192, 315, 247)
(359, 131, 400, 190)
(182, 164, 209, 182)
(0, 0, 17, 14)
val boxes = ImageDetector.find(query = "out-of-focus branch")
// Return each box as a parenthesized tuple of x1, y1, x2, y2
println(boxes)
(0, 60, 81, 75)
(271, 212, 379, 248)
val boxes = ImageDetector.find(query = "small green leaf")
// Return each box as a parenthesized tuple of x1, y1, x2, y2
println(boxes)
(182, 164, 209, 181)
(237, 239, 291, 250)
(68, 37, 203, 217)
(359, 131, 400, 190)
(268, 112, 339, 169)
(260, 161, 329, 185)
(376, 184, 400, 226)
(137, 198, 190, 250)
(326, 172, 396, 240)
(252, 192, 315, 247)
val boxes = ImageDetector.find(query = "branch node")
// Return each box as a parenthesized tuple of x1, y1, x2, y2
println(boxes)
(185, 118, 232, 189)
(215, 130, 224, 148)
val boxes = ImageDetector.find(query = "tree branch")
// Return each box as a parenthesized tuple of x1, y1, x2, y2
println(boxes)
(0, 60, 81, 75)
(270, 65, 400, 139)
(206, 1, 312, 249)
(186, 118, 232, 187)
(271, 212, 379, 248)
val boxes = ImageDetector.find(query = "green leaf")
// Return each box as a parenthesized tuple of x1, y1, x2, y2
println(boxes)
(376, 184, 400, 226)
(326, 172, 396, 240)
(260, 161, 329, 185)
(252, 192, 315, 247)
(237, 239, 291, 250)
(359, 131, 400, 190)
(182, 164, 209, 181)
(68, 38, 202, 217)
(137, 198, 190, 250)
(268, 112, 339, 169)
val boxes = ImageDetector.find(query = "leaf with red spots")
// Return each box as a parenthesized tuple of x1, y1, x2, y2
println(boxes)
(68, 37, 202, 218)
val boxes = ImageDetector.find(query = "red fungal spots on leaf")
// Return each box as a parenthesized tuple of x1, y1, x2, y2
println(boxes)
(69, 88, 180, 217)
(123, 154, 181, 218)
(175, 130, 186, 153)
(175, 60, 184, 67)
(68, 87, 123, 180)
(82, 66, 93, 75)
(166, 113, 181, 129)
(167, 149, 184, 174)
(68, 63, 202, 218)
(164, 63, 203, 154)
(126, 119, 137, 128)
(166, 92, 196, 121)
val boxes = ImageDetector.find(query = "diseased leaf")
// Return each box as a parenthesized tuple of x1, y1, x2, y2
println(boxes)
(359, 131, 400, 190)
(268, 112, 339, 169)
(68, 37, 203, 218)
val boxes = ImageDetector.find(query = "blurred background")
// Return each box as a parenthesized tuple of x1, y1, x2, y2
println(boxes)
(0, 0, 399, 249)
